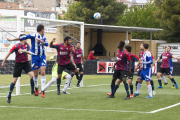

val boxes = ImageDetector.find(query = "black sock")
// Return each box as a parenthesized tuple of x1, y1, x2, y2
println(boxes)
(130, 85, 133, 94)
(150, 80, 154, 90)
(8, 82, 15, 97)
(75, 73, 79, 80)
(30, 78, 34, 92)
(135, 81, 138, 90)
(71, 74, 74, 78)
(114, 85, 119, 94)
(171, 78, 176, 84)
(158, 79, 162, 86)
(124, 83, 130, 96)
(111, 83, 115, 95)
(57, 78, 61, 91)
(77, 74, 83, 85)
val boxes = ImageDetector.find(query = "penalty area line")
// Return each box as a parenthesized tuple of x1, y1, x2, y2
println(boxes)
(0, 106, 150, 113)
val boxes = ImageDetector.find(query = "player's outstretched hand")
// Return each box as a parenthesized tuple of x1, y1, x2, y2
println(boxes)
(1, 62, 5, 68)
(6, 37, 12, 41)
(51, 38, 56, 43)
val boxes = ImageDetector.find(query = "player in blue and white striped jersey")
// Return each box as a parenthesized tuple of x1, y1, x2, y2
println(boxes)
(7, 24, 48, 96)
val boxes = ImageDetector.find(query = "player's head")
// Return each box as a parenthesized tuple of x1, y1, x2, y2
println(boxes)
(19, 34, 27, 43)
(166, 45, 171, 52)
(118, 41, 125, 49)
(76, 42, 81, 49)
(125, 45, 132, 53)
(140, 43, 144, 50)
(64, 36, 71, 45)
(37, 24, 45, 34)
(164, 46, 167, 52)
(91, 50, 95, 53)
(142, 43, 149, 50)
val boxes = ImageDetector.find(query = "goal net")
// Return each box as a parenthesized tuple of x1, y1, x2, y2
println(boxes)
(0, 15, 84, 97)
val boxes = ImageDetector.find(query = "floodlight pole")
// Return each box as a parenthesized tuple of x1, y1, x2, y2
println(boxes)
(150, 32, 152, 51)
(80, 23, 84, 87)
(54, 0, 56, 11)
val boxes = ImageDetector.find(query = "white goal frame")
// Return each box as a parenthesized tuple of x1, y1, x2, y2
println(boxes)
(16, 15, 85, 95)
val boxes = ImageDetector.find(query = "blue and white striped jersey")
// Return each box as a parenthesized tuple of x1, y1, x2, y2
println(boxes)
(19, 32, 48, 56)
(142, 51, 153, 69)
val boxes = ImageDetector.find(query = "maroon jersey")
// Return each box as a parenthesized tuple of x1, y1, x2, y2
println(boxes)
(52, 43, 73, 65)
(10, 43, 30, 63)
(160, 52, 173, 68)
(71, 48, 83, 64)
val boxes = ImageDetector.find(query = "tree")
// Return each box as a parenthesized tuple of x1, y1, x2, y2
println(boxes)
(58, 14, 62, 20)
(64, 0, 126, 25)
(154, 0, 180, 42)
(117, 3, 160, 39)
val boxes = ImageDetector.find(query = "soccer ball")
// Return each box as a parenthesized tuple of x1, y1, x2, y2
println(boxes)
(94, 12, 101, 20)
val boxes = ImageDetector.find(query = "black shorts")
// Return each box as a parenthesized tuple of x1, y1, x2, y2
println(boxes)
(158, 68, 170, 75)
(128, 69, 134, 80)
(76, 63, 83, 72)
(58, 62, 76, 74)
(13, 62, 32, 77)
(137, 70, 142, 76)
(113, 70, 128, 80)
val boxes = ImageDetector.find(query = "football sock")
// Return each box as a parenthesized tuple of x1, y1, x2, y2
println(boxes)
(135, 81, 138, 90)
(57, 78, 61, 91)
(150, 80, 154, 91)
(75, 73, 79, 80)
(71, 74, 74, 78)
(136, 83, 142, 93)
(30, 78, 34, 92)
(124, 83, 130, 96)
(43, 77, 56, 91)
(158, 79, 162, 86)
(77, 74, 83, 85)
(147, 85, 152, 97)
(170, 78, 176, 84)
(111, 83, 115, 95)
(114, 84, 119, 94)
(41, 76, 46, 91)
(34, 77, 38, 88)
(8, 82, 15, 98)
(63, 75, 72, 92)
(162, 76, 167, 83)
(130, 85, 133, 94)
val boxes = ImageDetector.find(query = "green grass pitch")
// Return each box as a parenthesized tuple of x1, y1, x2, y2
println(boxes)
(0, 75, 180, 120)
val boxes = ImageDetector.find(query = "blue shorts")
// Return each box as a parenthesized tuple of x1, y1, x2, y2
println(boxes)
(140, 68, 152, 81)
(31, 55, 47, 70)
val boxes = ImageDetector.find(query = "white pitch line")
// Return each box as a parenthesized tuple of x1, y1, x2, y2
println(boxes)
(0, 106, 150, 113)
(149, 102, 180, 113)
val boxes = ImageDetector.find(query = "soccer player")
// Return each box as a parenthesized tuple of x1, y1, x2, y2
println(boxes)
(155, 45, 179, 89)
(107, 41, 132, 100)
(7, 24, 48, 96)
(1, 34, 34, 103)
(135, 43, 156, 95)
(41, 55, 72, 97)
(134, 43, 153, 98)
(71, 42, 84, 87)
(50, 36, 79, 95)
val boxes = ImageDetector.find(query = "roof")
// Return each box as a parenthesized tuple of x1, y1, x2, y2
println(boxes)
(131, 39, 167, 43)
(84, 24, 162, 33)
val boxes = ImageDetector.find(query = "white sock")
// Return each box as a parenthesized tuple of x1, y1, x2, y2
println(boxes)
(41, 76, 46, 91)
(136, 83, 142, 94)
(63, 75, 72, 92)
(34, 77, 38, 88)
(162, 76, 167, 83)
(43, 77, 56, 91)
(147, 85, 152, 97)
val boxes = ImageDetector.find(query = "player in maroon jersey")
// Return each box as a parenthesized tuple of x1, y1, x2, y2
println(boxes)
(1, 34, 34, 103)
(107, 41, 132, 100)
(50, 36, 79, 95)
(155, 45, 179, 89)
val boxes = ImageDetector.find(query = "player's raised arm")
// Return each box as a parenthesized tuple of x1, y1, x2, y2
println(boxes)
(71, 54, 76, 67)
(155, 54, 162, 63)
(172, 54, 180, 59)
(70, 45, 75, 54)
(49, 38, 56, 48)
(1, 52, 11, 68)
(36, 37, 48, 46)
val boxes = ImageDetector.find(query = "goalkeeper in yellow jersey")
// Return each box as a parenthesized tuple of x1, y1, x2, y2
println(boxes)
(41, 55, 72, 98)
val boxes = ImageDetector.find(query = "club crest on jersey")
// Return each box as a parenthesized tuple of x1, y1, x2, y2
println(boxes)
(60, 52, 68, 55)
(117, 57, 121, 61)
(77, 54, 81, 57)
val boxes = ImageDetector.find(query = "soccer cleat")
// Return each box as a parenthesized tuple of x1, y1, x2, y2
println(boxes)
(153, 90, 156, 95)
(7, 97, 11, 103)
(172, 85, 175, 88)
(133, 93, 139, 97)
(35, 88, 39, 96)
(77, 84, 80, 87)
(124, 95, 130, 100)
(175, 82, 178, 89)
(62, 91, 70, 94)
(31, 91, 35, 95)
(130, 94, 134, 98)
(41, 91, 45, 98)
(57, 90, 60, 95)
(163, 83, 168, 86)
(145, 95, 153, 98)
(107, 93, 112, 96)
(156, 86, 163, 89)
(107, 94, 115, 98)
